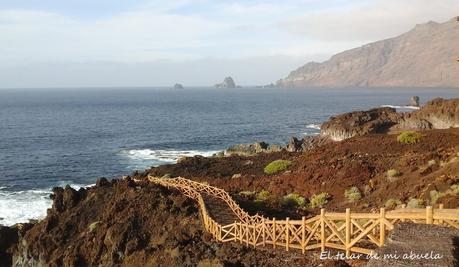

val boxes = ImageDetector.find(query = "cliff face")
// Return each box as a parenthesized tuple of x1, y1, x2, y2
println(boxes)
(278, 18, 459, 88)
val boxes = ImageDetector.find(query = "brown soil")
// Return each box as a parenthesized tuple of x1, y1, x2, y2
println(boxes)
(147, 128, 459, 216)
(11, 178, 356, 267)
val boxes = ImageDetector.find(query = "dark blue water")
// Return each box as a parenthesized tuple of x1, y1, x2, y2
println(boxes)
(0, 87, 457, 225)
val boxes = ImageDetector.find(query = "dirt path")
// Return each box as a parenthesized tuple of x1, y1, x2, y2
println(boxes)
(202, 193, 240, 225)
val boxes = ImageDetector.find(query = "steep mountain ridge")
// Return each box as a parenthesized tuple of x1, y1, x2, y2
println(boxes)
(278, 18, 459, 88)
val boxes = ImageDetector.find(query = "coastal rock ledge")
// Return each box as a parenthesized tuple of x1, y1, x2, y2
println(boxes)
(321, 98, 459, 141)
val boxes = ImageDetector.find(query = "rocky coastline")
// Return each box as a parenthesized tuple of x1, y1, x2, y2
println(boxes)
(321, 98, 459, 141)
(1, 98, 459, 267)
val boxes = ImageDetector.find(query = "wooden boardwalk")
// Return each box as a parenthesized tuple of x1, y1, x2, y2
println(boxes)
(147, 176, 459, 256)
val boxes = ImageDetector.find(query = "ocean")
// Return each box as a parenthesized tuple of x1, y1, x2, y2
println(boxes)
(0, 87, 457, 225)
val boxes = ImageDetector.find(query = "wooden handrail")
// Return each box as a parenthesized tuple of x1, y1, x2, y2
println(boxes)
(143, 176, 459, 256)
(149, 176, 264, 224)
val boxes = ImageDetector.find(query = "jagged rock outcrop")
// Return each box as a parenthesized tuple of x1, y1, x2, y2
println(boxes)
(321, 98, 459, 141)
(397, 98, 459, 130)
(224, 136, 331, 156)
(278, 18, 459, 88)
(321, 107, 400, 141)
(0, 226, 19, 267)
(225, 141, 281, 156)
(285, 136, 330, 152)
(10, 178, 324, 267)
(409, 96, 420, 107)
(215, 77, 236, 89)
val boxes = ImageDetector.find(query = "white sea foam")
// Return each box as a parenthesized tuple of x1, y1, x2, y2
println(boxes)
(303, 132, 320, 136)
(0, 183, 93, 226)
(380, 105, 420, 110)
(306, 123, 321, 130)
(120, 149, 221, 169)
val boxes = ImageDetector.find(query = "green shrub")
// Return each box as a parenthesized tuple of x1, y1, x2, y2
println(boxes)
(281, 193, 307, 208)
(387, 169, 401, 182)
(406, 198, 424, 208)
(451, 184, 459, 194)
(397, 131, 422, 144)
(429, 190, 446, 204)
(264, 160, 292, 175)
(309, 192, 330, 208)
(344, 187, 362, 203)
(254, 190, 271, 203)
(88, 221, 99, 233)
(238, 191, 255, 197)
(385, 199, 402, 209)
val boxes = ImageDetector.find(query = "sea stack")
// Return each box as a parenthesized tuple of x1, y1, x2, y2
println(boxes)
(215, 77, 236, 89)
(410, 96, 420, 107)
(173, 83, 184, 89)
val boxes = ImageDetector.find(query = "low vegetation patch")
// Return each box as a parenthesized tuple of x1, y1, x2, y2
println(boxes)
(406, 198, 424, 208)
(264, 160, 292, 175)
(430, 190, 446, 204)
(396, 131, 422, 144)
(88, 221, 99, 233)
(385, 199, 402, 209)
(387, 169, 401, 182)
(280, 193, 307, 208)
(451, 184, 459, 194)
(254, 190, 271, 203)
(238, 191, 255, 197)
(309, 192, 330, 208)
(344, 187, 362, 203)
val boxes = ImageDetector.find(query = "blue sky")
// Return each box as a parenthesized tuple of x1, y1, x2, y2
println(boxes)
(0, 0, 457, 88)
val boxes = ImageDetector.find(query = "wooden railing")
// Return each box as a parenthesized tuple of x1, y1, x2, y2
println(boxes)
(150, 176, 264, 224)
(146, 176, 459, 256)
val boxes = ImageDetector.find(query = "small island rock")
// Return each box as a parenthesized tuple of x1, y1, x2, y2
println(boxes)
(409, 96, 420, 107)
(173, 83, 184, 89)
(215, 77, 236, 89)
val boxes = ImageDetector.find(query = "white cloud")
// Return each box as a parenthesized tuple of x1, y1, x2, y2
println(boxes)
(0, 9, 225, 63)
(0, 0, 457, 87)
(279, 0, 459, 42)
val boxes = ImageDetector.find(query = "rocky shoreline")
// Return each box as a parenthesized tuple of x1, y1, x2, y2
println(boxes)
(219, 98, 458, 153)
(321, 98, 459, 141)
(1, 98, 458, 267)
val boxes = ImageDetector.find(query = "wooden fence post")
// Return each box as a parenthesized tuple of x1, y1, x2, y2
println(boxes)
(426, 206, 433, 224)
(273, 218, 276, 248)
(301, 216, 306, 254)
(320, 209, 325, 252)
(379, 208, 385, 247)
(234, 221, 238, 242)
(245, 222, 249, 246)
(262, 217, 266, 247)
(253, 223, 256, 247)
(238, 222, 244, 244)
(345, 208, 351, 257)
(286, 217, 290, 251)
